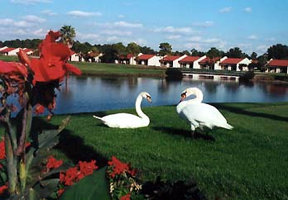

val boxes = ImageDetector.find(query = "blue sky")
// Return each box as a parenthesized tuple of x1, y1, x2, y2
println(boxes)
(0, 0, 287, 55)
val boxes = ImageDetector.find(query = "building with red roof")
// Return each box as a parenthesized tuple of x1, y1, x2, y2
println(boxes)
(178, 55, 206, 69)
(0, 47, 20, 56)
(136, 54, 163, 67)
(219, 57, 251, 71)
(266, 59, 288, 74)
(115, 54, 137, 65)
(160, 55, 187, 68)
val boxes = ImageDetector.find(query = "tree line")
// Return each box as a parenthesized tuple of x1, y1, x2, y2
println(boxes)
(1, 25, 288, 68)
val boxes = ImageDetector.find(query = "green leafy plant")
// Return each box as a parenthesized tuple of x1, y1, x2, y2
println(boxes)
(0, 29, 81, 199)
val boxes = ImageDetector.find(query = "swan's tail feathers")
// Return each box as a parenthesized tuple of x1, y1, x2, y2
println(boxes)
(93, 115, 102, 120)
(223, 123, 233, 130)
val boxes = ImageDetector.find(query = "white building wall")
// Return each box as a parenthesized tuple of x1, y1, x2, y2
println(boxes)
(193, 55, 206, 69)
(215, 56, 227, 70)
(172, 55, 187, 68)
(70, 54, 79, 61)
(0, 46, 8, 51)
(237, 58, 251, 71)
(148, 56, 162, 67)
(7, 48, 20, 56)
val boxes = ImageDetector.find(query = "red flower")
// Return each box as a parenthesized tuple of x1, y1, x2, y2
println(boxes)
(34, 104, 45, 115)
(29, 30, 81, 83)
(78, 160, 98, 177)
(0, 185, 8, 195)
(0, 60, 28, 78)
(108, 156, 130, 178)
(57, 188, 65, 197)
(59, 160, 98, 186)
(0, 139, 5, 160)
(120, 193, 131, 200)
(46, 156, 63, 170)
(60, 167, 79, 186)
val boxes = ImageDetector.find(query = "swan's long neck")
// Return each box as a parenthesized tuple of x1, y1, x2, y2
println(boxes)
(188, 88, 203, 103)
(135, 95, 149, 120)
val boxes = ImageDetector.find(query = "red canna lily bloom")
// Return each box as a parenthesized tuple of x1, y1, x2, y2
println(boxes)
(0, 139, 5, 160)
(46, 156, 63, 170)
(0, 60, 28, 79)
(120, 193, 131, 200)
(0, 185, 8, 195)
(28, 30, 81, 83)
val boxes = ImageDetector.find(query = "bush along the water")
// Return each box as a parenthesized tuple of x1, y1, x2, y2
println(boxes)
(165, 68, 183, 80)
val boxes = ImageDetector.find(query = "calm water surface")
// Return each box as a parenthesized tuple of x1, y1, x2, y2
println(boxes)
(54, 76, 288, 114)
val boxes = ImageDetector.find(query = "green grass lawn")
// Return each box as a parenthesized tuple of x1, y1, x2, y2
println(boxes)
(19, 102, 287, 200)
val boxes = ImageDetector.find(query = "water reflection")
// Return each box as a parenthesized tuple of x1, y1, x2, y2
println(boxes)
(54, 76, 288, 114)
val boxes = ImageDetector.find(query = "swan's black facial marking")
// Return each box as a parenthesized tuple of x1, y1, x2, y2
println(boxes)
(146, 95, 152, 102)
(180, 91, 187, 102)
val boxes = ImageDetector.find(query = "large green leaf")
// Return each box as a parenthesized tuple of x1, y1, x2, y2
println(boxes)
(60, 167, 111, 200)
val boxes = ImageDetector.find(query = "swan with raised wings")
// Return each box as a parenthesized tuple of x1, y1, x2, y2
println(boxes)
(176, 87, 233, 134)
(93, 92, 152, 128)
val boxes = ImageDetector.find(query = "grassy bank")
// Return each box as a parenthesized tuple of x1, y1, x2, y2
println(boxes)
(0, 55, 166, 77)
(72, 61, 166, 77)
(8, 102, 285, 200)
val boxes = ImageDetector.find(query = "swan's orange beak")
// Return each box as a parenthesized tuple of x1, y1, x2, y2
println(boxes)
(146, 96, 152, 103)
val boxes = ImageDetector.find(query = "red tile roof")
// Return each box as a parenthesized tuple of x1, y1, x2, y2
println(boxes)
(267, 59, 288, 67)
(0, 47, 15, 53)
(179, 56, 200, 63)
(199, 57, 220, 64)
(160, 55, 181, 62)
(220, 58, 243, 65)
(137, 54, 155, 60)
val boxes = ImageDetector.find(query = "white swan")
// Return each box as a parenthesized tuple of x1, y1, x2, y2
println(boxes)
(93, 92, 152, 128)
(176, 87, 233, 134)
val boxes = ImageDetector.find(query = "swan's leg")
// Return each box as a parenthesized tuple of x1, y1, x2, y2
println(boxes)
(190, 124, 196, 137)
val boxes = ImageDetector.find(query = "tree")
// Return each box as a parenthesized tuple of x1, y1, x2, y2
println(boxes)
(250, 52, 257, 60)
(60, 25, 76, 47)
(140, 46, 156, 54)
(267, 44, 288, 59)
(159, 42, 172, 56)
(206, 47, 224, 58)
(113, 42, 127, 56)
(226, 47, 245, 58)
(190, 48, 205, 56)
(127, 42, 141, 56)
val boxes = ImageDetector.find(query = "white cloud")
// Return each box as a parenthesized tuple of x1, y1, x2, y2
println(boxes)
(167, 35, 181, 40)
(101, 30, 132, 36)
(248, 35, 258, 40)
(13, 20, 34, 27)
(114, 21, 143, 28)
(155, 26, 194, 34)
(41, 10, 57, 16)
(187, 36, 202, 42)
(67, 10, 102, 17)
(22, 15, 46, 23)
(78, 33, 100, 41)
(192, 21, 214, 27)
(10, 0, 51, 4)
(219, 7, 232, 13)
(0, 18, 14, 26)
(106, 36, 119, 42)
(244, 7, 252, 13)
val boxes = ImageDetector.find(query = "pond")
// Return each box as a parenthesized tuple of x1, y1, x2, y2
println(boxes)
(54, 76, 288, 114)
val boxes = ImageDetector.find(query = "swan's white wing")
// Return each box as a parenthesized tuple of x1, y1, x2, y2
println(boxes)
(180, 103, 231, 129)
(101, 113, 149, 128)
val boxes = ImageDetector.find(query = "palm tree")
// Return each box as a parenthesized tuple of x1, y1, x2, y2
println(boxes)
(60, 25, 76, 47)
